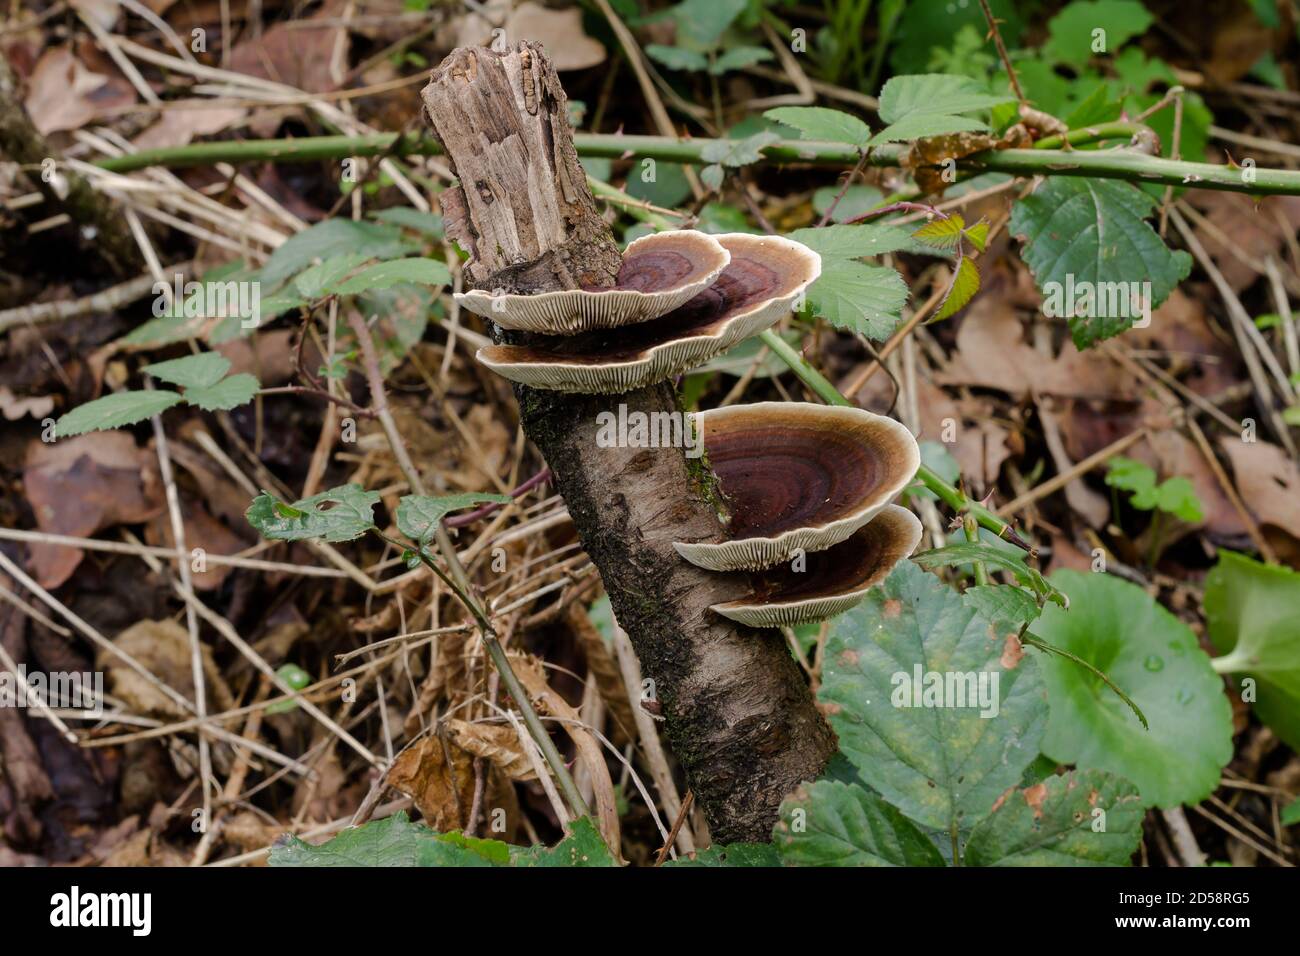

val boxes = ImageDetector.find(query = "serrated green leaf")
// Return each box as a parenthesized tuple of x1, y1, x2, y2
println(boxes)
(912, 214, 966, 249)
(268, 811, 498, 867)
(786, 223, 919, 259)
(820, 562, 1048, 837)
(965, 219, 990, 252)
(142, 353, 231, 389)
(183, 373, 260, 412)
(964, 770, 1144, 866)
(294, 252, 370, 299)
(666, 843, 781, 867)
(1031, 570, 1233, 808)
(1044, 1, 1153, 67)
(804, 258, 909, 338)
(962, 584, 1042, 631)
(258, 219, 417, 286)
(395, 492, 513, 546)
(55, 390, 183, 437)
(933, 255, 980, 322)
(1009, 178, 1192, 349)
(246, 483, 379, 543)
(332, 258, 451, 295)
(700, 163, 724, 192)
(509, 817, 618, 867)
(1205, 551, 1300, 751)
(775, 780, 945, 866)
(645, 43, 708, 71)
(764, 106, 872, 147)
(870, 73, 1015, 145)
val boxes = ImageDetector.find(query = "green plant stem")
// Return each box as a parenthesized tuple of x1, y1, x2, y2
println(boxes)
(963, 515, 990, 586)
(93, 132, 1300, 196)
(756, 329, 1035, 552)
(1210, 650, 1254, 675)
(1019, 630, 1149, 729)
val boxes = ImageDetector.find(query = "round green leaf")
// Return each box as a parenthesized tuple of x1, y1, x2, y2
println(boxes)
(1031, 570, 1233, 808)
(1204, 551, 1300, 750)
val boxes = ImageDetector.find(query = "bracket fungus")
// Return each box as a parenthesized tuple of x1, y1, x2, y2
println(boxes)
(456, 230, 731, 334)
(709, 505, 922, 627)
(475, 233, 820, 393)
(672, 402, 921, 572)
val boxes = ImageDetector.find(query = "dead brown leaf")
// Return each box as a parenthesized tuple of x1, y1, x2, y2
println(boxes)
(384, 735, 475, 831)
(23, 43, 136, 135)
(445, 718, 536, 781)
(97, 619, 234, 718)
(22, 433, 162, 588)
(1220, 438, 1300, 542)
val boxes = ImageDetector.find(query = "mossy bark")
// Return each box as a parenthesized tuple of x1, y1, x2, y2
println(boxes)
(422, 42, 835, 843)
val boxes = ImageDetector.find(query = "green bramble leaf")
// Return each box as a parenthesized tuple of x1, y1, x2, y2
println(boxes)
(183, 373, 260, 412)
(294, 253, 371, 299)
(964, 770, 1145, 866)
(819, 562, 1048, 840)
(245, 483, 380, 543)
(55, 390, 184, 438)
(269, 811, 501, 867)
(1030, 570, 1234, 808)
(395, 492, 513, 547)
(932, 255, 981, 322)
(332, 258, 451, 295)
(142, 353, 231, 390)
(869, 74, 1015, 145)
(774, 780, 945, 866)
(1010, 178, 1192, 349)
(764, 106, 872, 148)
(257, 219, 417, 287)
(665, 843, 781, 867)
(508, 818, 618, 867)
(1204, 551, 1300, 751)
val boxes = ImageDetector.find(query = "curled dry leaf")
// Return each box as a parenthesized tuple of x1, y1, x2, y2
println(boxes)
(384, 735, 475, 831)
(445, 718, 537, 781)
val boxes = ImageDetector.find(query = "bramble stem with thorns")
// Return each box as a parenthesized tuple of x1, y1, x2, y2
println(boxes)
(94, 131, 1300, 196)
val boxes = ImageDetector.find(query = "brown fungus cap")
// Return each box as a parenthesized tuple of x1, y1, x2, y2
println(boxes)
(709, 505, 922, 627)
(474, 233, 820, 393)
(456, 230, 730, 334)
(673, 402, 921, 572)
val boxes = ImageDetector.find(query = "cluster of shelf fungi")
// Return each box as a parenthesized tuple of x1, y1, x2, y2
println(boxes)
(461, 230, 922, 627)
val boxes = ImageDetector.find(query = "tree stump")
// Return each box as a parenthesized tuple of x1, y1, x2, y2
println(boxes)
(422, 42, 835, 843)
